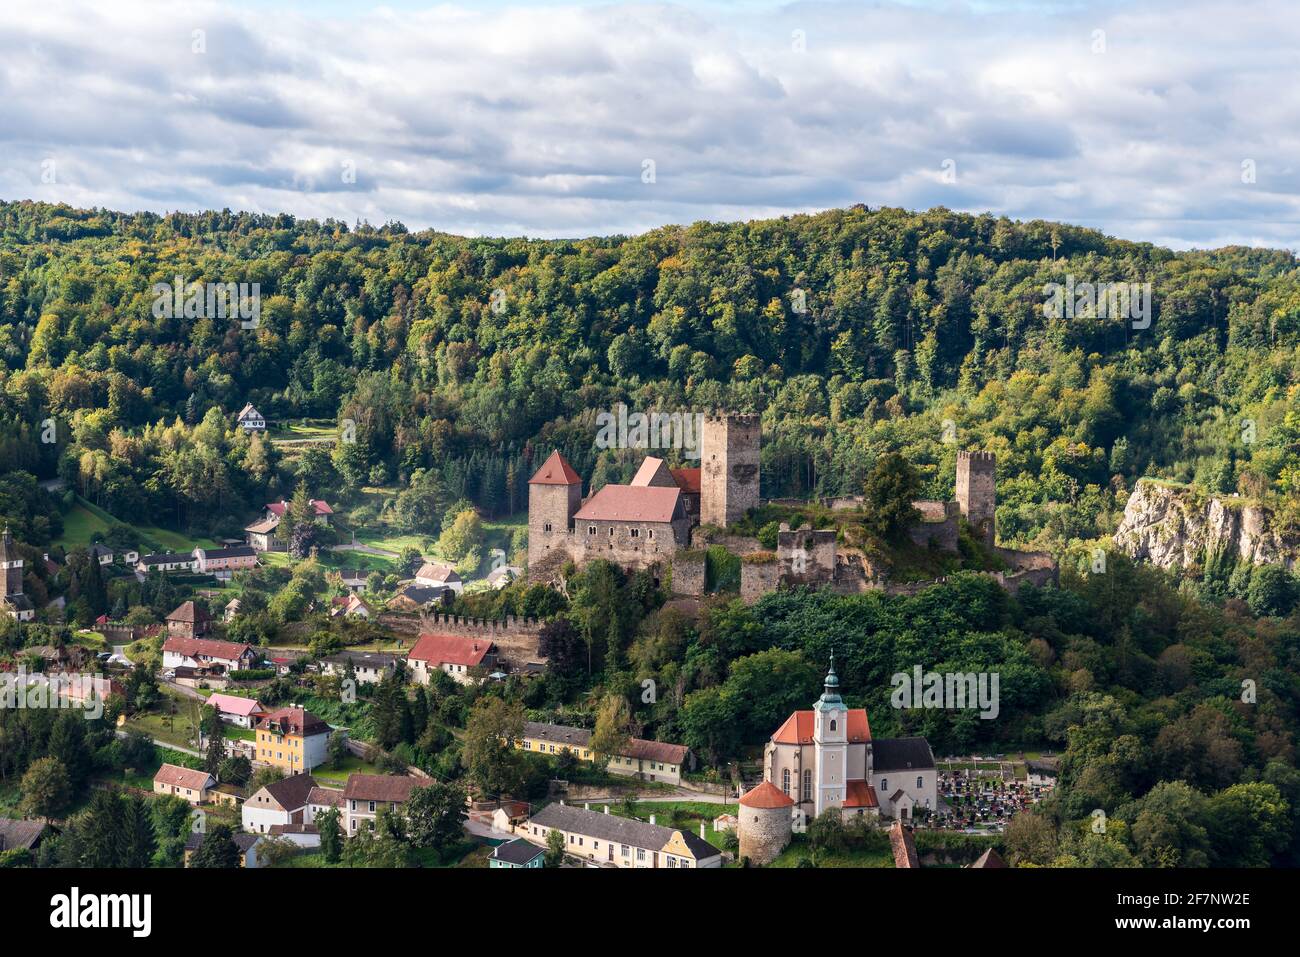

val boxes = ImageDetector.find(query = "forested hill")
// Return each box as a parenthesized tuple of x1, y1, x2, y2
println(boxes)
(0, 198, 1297, 553)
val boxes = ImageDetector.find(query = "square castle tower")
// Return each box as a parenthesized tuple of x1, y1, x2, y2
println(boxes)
(955, 450, 996, 546)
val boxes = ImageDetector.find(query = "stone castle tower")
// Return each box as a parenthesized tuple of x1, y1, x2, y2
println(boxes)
(955, 451, 996, 546)
(0, 525, 23, 600)
(526, 451, 583, 569)
(700, 413, 760, 528)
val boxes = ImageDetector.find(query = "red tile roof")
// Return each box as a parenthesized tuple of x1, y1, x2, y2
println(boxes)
(890, 820, 919, 867)
(528, 451, 581, 486)
(574, 484, 682, 523)
(162, 637, 255, 662)
(166, 600, 211, 624)
(630, 457, 673, 486)
(740, 781, 795, 809)
(670, 467, 701, 493)
(154, 763, 214, 791)
(408, 633, 494, 667)
(207, 693, 262, 717)
(266, 499, 333, 517)
(342, 774, 429, 803)
(622, 738, 690, 765)
(845, 780, 878, 808)
(770, 708, 871, 745)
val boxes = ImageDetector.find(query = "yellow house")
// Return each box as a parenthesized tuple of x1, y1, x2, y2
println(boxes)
(517, 721, 692, 785)
(253, 706, 331, 772)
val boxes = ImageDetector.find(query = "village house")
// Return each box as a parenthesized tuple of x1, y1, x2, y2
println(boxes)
(329, 594, 373, 619)
(321, 651, 400, 685)
(406, 633, 496, 686)
(305, 786, 345, 825)
(412, 561, 463, 595)
(334, 568, 368, 592)
(761, 657, 937, 824)
(254, 706, 331, 772)
(88, 543, 114, 566)
(184, 831, 261, 867)
(484, 565, 522, 589)
(385, 582, 451, 612)
(162, 636, 259, 673)
(524, 803, 722, 869)
(0, 819, 49, 854)
(0, 526, 36, 622)
(517, 721, 693, 786)
(242, 773, 317, 834)
(342, 774, 429, 835)
(165, 600, 212, 639)
(137, 551, 198, 574)
(244, 498, 333, 552)
(207, 692, 264, 728)
(192, 545, 258, 579)
(224, 597, 242, 622)
(236, 403, 266, 431)
(490, 838, 545, 869)
(153, 764, 216, 805)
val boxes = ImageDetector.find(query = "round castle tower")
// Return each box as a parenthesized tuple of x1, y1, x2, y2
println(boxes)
(738, 780, 794, 865)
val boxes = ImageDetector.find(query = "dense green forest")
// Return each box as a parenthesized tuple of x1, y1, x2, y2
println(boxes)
(1, 199, 1297, 557)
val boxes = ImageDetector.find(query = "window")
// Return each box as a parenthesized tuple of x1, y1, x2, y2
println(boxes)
(782, 768, 790, 795)
(648, 529, 655, 540)
(630, 528, 639, 538)
(917, 776, 923, 789)
(543, 522, 552, 533)
(880, 778, 887, 792)
(829, 719, 836, 731)
(369, 801, 376, 812)
(621, 845, 628, 857)
(802, 769, 812, 802)
(608, 526, 614, 536)
(588, 526, 597, 536)
(636, 848, 645, 862)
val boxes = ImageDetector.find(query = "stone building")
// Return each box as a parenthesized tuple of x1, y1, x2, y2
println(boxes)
(737, 780, 794, 865)
(0, 526, 35, 622)
(763, 657, 937, 822)
(955, 450, 997, 546)
(527, 414, 761, 576)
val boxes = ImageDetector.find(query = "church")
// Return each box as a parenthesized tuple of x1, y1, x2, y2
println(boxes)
(0, 526, 35, 622)
(763, 656, 938, 823)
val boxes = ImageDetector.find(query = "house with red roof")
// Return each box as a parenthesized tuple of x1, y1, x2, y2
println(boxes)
(153, 763, 216, 805)
(207, 692, 265, 728)
(406, 633, 496, 686)
(244, 497, 333, 552)
(162, 636, 259, 673)
(762, 656, 936, 824)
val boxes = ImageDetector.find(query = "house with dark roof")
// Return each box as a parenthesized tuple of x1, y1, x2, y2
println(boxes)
(321, 651, 400, 685)
(193, 545, 257, 578)
(254, 706, 331, 772)
(517, 721, 694, 785)
(242, 772, 317, 834)
(184, 830, 262, 867)
(385, 582, 452, 612)
(165, 600, 212, 639)
(524, 803, 721, 869)
(0, 819, 49, 853)
(136, 551, 198, 574)
(490, 837, 545, 868)
(762, 657, 936, 822)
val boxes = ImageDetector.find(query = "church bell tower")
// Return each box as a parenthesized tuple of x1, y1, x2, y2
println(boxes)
(813, 654, 848, 818)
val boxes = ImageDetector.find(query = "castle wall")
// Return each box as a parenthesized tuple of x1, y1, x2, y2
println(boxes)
(376, 612, 544, 666)
(567, 517, 690, 571)
(740, 556, 779, 603)
(906, 501, 961, 552)
(670, 552, 706, 597)
(776, 526, 837, 586)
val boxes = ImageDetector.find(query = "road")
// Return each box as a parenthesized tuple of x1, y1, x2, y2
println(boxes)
(114, 729, 203, 759)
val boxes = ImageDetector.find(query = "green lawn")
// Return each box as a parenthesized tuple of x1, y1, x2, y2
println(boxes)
(310, 754, 384, 786)
(765, 834, 896, 868)
(55, 495, 217, 552)
(56, 502, 113, 548)
(612, 801, 738, 851)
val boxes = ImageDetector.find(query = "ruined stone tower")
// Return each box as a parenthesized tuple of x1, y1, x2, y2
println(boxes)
(527, 451, 582, 569)
(955, 451, 996, 546)
(701, 413, 761, 528)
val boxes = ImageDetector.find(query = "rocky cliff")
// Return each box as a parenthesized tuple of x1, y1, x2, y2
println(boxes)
(1114, 479, 1298, 571)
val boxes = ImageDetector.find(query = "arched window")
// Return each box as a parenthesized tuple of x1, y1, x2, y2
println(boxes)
(917, 776, 923, 789)
(802, 769, 812, 802)
(880, 778, 888, 793)
(829, 719, 837, 731)
(782, 769, 791, 795)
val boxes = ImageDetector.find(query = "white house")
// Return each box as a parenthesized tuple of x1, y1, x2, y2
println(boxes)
(162, 637, 259, 673)
(207, 693, 264, 728)
(413, 561, 463, 595)
(237, 403, 266, 431)
(241, 773, 317, 834)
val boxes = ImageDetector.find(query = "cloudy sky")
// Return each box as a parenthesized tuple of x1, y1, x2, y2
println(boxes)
(1, 0, 1297, 249)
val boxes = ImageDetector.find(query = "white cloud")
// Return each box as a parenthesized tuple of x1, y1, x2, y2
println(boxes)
(0, 0, 1296, 247)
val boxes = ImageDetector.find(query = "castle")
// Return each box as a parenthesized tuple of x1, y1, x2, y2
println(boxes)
(527, 414, 761, 577)
(738, 658, 938, 865)
(528, 415, 1056, 598)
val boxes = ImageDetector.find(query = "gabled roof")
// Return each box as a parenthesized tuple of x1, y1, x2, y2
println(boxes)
(307, 787, 345, 808)
(621, 738, 689, 765)
(574, 484, 682, 523)
(139, 552, 194, 565)
(414, 561, 460, 584)
(259, 773, 317, 811)
(207, 693, 262, 717)
(492, 838, 545, 866)
(166, 600, 211, 624)
(872, 737, 936, 772)
(740, 781, 794, 809)
(244, 518, 279, 534)
(522, 721, 591, 748)
(266, 499, 333, 517)
(154, 763, 214, 791)
(529, 803, 718, 862)
(342, 774, 428, 803)
(968, 847, 1007, 868)
(890, 821, 920, 868)
(771, 708, 871, 746)
(0, 819, 47, 851)
(630, 456, 676, 487)
(162, 636, 254, 661)
(529, 450, 581, 486)
(237, 403, 262, 419)
(408, 633, 493, 667)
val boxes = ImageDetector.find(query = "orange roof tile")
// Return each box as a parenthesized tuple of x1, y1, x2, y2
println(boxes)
(845, 780, 878, 808)
(670, 467, 701, 493)
(740, 781, 795, 809)
(770, 708, 871, 745)
(573, 484, 681, 523)
(529, 451, 581, 486)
